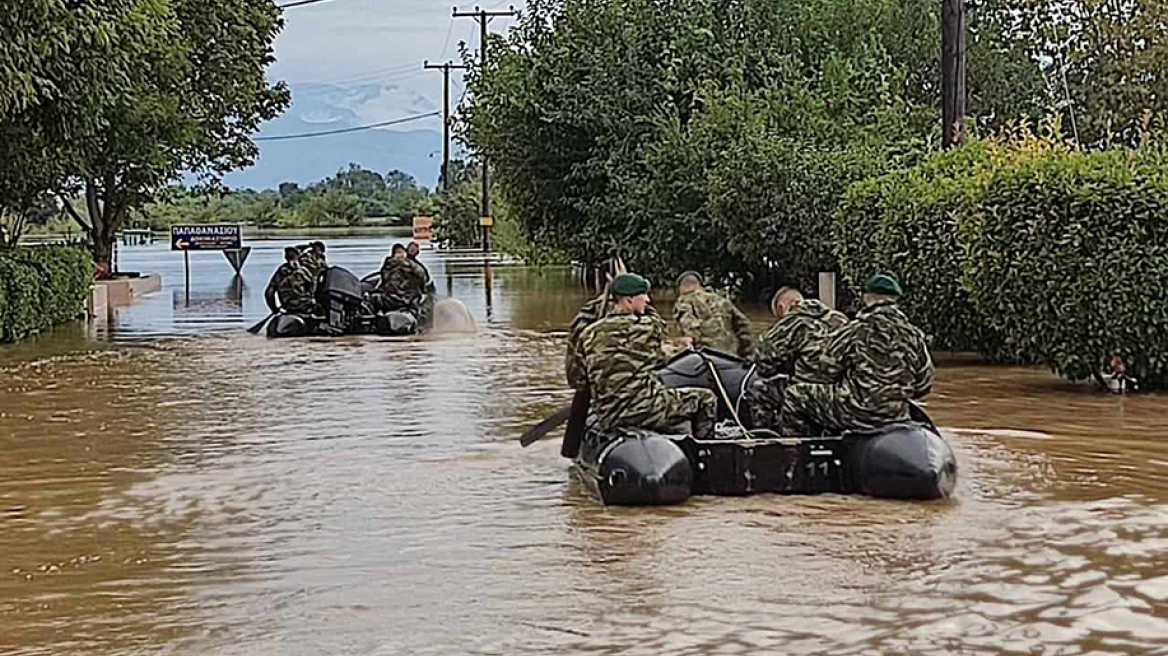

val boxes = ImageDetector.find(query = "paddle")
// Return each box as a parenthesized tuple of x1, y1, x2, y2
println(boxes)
(560, 386, 591, 457)
(520, 255, 624, 449)
(518, 402, 573, 447)
(247, 312, 277, 335)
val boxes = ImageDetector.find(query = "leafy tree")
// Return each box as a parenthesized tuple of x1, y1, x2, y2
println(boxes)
(2, 0, 289, 276)
(302, 189, 364, 227)
(1003, 0, 1168, 146)
(439, 159, 480, 188)
(384, 169, 418, 197)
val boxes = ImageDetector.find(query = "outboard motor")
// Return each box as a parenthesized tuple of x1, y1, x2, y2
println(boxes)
(317, 266, 364, 335)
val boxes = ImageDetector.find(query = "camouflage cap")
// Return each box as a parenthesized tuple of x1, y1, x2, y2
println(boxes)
(676, 270, 703, 287)
(611, 273, 651, 296)
(862, 273, 903, 296)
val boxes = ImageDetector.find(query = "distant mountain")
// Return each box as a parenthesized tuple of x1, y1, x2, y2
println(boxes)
(218, 82, 452, 191)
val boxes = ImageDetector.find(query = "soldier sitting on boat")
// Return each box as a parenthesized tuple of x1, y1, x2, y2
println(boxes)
(579, 273, 718, 438)
(265, 247, 317, 316)
(779, 273, 934, 436)
(367, 243, 429, 314)
(406, 241, 437, 295)
(747, 286, 849, 430)
(297, 241, 327, 283)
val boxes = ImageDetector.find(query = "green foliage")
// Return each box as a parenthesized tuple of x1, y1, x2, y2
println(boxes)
(0, 246, 92, 343)
(837, 131, 1168, 388)
(432, 182, 483, 247)
(302, 189, 364, 227)
(0, 0, 290, 272)
(963, 142, 1168, 388)
(836, 142, 998, 352)
(460, 0, 949, 288)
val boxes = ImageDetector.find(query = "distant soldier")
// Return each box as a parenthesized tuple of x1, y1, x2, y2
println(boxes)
(406, 240, 437, 295)
(264, 247, 316, 315)
(372, 243, 429, 312)
(779, 274, 933, 435)
(672, 271, 753, 357)
(580, 273, 717, 436)
(298, 241, 327, 282)
(746, 287, 848, 430)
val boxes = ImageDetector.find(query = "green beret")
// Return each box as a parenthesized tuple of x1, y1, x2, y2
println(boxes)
(862, 273, 903, 297)
(611, 273, 651, 296)
(676, 270, 703, 287)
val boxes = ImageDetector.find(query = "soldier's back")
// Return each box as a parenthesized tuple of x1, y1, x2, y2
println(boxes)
(835, 302, 932, 421)
(760, 299, 847, 382)
(674, 290, 740, 354)
(581, 313, 668, 426)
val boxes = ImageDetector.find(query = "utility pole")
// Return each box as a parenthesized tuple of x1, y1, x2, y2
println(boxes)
(423, 60, 468, 192)
(941, 0, 966, 149)
(453, 5, 518, 253)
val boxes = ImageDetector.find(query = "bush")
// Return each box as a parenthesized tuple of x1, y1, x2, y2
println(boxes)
(0, 245, 92, 342)
(837, 132, 1168, 389)
(963, 143, 1168, 388)
(835, 142, 1002, 353)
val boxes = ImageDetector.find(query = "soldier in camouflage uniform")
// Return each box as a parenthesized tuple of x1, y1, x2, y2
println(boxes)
(372, 243, 429, 313)
(580, 273, 717, 436)
(298, 241, 327, 283)
(564, 258, 661, 389)
(672, 271, 754, 357)
(264, 247, 316, 315)
(746, 287, 849, 430)
(779, 274, 933, 435)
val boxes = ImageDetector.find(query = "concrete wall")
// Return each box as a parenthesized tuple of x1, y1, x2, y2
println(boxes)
(88, 274, 162, 323)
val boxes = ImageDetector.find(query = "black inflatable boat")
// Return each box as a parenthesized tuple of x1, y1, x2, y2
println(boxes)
(267, 266, 433, 338)
(571, 350, 958, 506)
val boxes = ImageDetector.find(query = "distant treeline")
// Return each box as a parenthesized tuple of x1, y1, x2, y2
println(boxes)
(127, 164, 447, 231)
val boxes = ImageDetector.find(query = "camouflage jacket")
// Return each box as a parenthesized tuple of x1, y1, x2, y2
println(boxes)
(299, 251, 326, 282)
(756, 299, 848, 383)
(580, 312, 671, 431)
(672, 289, 754, 357)
(379, 257, 429, 306)
(565, 292, 659, 389)
(267, 262, 316, 314)
(816, 301, 934, 423)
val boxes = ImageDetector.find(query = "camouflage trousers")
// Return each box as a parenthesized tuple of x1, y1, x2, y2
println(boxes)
(600, 387, 718, 439)
(282, 297, 317, 315)
(779, 383, 910, 436)
(367, 292, 421, 314)
(743, 377, 785, 431)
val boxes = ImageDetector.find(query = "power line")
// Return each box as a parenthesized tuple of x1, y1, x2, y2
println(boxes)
(277, 0, 340, 8)
(293, 65, 427, 89)
(254, 111, 441, 141)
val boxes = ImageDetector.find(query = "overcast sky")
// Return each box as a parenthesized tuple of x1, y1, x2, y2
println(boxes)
(268, 0, 521, 132)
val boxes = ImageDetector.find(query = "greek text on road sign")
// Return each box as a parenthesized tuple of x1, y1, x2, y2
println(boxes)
(171, 225, 242, 251)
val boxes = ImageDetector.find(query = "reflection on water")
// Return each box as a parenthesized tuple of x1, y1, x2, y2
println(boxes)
(1, 236, 1167, 655)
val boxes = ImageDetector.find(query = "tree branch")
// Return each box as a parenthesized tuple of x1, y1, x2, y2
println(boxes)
(59, 195, 92, 233)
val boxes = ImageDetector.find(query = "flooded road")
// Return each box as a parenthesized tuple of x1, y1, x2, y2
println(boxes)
(2, 237, 1166, 655)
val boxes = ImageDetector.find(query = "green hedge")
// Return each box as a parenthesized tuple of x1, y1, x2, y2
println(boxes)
(835, 143, 998, 353)
(836, 136, 1168, 388)
(0, 246, 92, 342)
(964, 145, 1168, 388)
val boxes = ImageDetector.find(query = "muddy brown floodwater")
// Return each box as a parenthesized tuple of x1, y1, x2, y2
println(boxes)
(2, 237, 1166, 655)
